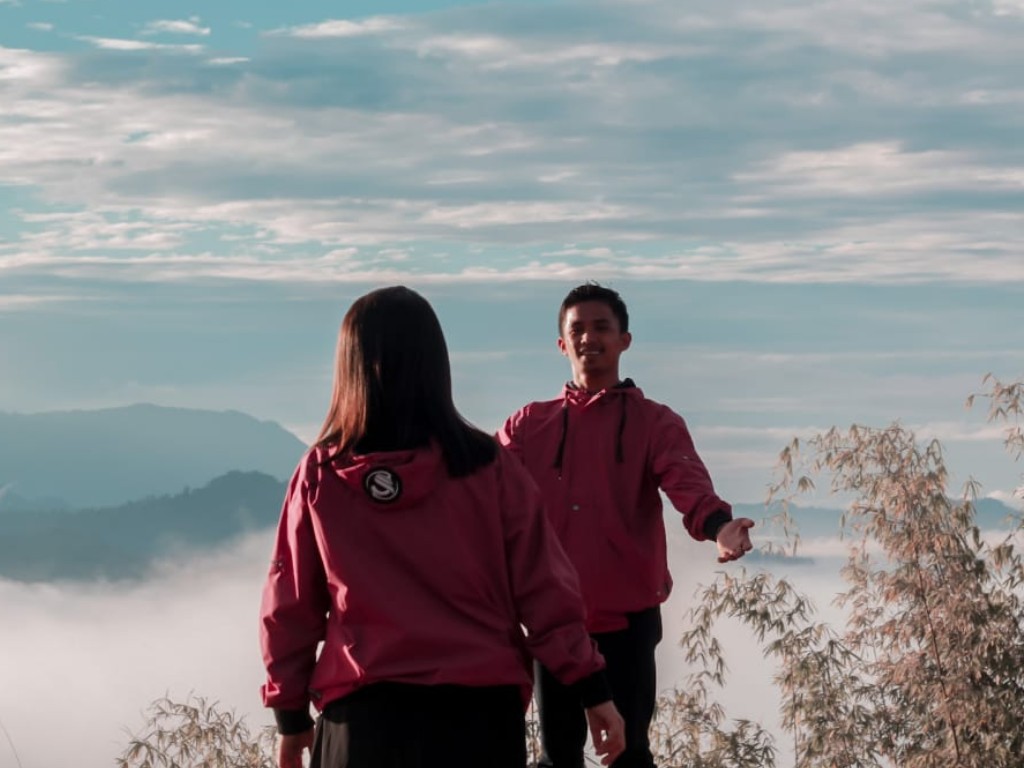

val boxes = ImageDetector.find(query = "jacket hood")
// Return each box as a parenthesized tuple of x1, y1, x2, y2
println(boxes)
(324, 442, 445, 510)
(553, 378, 642, 472)
(560, 377, 641, 406)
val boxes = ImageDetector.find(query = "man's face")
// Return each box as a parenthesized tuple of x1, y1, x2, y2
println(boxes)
(558, 300, 632, 379)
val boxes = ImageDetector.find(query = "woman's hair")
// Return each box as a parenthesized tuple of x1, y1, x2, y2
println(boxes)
(316, 285, 497, 477)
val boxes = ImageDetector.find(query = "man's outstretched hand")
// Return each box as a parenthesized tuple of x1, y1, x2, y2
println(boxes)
(716, 517, 755, 563)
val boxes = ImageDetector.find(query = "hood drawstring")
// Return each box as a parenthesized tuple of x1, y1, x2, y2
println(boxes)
(552, 403, 569, 477)
(553, 380, 633, 476)
(616, 395, 627, 463)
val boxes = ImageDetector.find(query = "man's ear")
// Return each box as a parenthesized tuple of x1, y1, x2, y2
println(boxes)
(557, 336, 569, 357)
(621, 331, 632, 351)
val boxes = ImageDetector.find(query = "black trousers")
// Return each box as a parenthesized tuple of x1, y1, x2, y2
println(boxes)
(310, 682, 527, 768)
(535, 606, 662, 768)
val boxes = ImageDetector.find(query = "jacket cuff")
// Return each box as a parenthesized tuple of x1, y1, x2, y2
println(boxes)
(274, 707, 315, 735)
(702, 509, 733, 541)
(571, 670, 613, 709)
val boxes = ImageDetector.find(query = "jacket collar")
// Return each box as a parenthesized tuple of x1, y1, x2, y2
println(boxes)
(561, 377, 640, 405)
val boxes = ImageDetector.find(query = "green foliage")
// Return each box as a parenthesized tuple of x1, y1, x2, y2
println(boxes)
(671, 375, 1024, 768)
(117, 695, 276, 768)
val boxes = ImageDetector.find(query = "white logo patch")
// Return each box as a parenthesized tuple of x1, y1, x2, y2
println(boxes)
(363, 467, 402, 503)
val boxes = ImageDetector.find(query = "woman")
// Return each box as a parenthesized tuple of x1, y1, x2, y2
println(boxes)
(259, 286, 624, 768)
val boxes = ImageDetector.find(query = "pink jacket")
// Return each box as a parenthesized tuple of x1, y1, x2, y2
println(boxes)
(498, 381, 732, 633)
(259, 442, 606, 721)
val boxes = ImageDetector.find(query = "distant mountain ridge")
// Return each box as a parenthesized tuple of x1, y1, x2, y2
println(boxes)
(1, 484, 1015, 583)
(733, 497, 1021, 543)
(0, 403, 306, 509)
(0, 469, 287, 582)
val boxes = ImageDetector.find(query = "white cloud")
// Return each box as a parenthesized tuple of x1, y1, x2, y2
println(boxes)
(0, 533, 274, 768)
(0, 45, 63, 82)
(696, 424, 830, 442)
(992, 0, 1024, 17)
(0, 525, 849, 768)
(985, 489, 1024, 505)
(911, 421, 1010, 443)
(272, 16, 404, 38)
(0, 0, 1021, 286)
(77, 36, 204, 53)
(734, 0, 1006, 56)
(736, 141, 1024, 197)
(414, 33, 699, 70)
(143, 18, 211, 37)
(27, 21, 53, 31)
(0, 294, 74, 311)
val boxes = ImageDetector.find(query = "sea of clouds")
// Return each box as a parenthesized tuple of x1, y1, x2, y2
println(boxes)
(0, 524, 872, 768)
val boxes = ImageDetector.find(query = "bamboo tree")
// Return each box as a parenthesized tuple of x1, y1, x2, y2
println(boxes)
(671, 375, 1024, 767)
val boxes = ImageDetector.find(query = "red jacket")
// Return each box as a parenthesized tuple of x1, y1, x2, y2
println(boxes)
(259, 442, 605, 721)
(498, 381, 732, 633)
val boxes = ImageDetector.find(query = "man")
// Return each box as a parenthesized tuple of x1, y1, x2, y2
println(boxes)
(498, 283, 754, 768)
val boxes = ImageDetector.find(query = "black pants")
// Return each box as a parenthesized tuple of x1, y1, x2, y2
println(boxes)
(535, 606, 662, 768)
(310, 682, 527, 768)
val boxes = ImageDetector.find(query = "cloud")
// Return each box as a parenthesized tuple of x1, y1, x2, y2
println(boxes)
(143, 18, 211, 37)
(76, 36, 205, 53)
(26, 22, 53, 31)
(0, 45, 63, 82)
(271, 16, 404, 38)
(0, 532, 274, 768)
(736, 141, 1024, 197)
(697, 421, 1016, 445)
(0, 523, 853, 767)
(0, 0, 1021, 286)
(992, 0, 1024, 16)
(986, 489, 1024, 504)
(0, 293, 77, 311)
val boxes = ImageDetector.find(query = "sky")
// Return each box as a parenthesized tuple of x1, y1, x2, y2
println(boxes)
(3, 0, 1022, 508)
(0, 2, 1022, 762)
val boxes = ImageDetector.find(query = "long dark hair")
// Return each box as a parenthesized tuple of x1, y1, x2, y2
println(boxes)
(316, 285, 497, 477)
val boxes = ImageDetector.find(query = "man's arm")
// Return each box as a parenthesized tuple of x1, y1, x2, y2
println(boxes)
(651, 407, 754, 556)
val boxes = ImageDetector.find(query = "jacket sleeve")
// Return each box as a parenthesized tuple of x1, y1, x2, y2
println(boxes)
(259, 456, 330, 731)
(496, 449, 609, 702)
(496, 407, 526, 461)
(651, 406, 733, 541)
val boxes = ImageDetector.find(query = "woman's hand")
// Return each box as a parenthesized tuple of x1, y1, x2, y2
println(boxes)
(277, 728, 314, 768)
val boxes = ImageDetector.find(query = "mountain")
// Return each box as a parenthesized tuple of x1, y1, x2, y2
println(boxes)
(733, 497, 1021, 549)
(0, 403, 306, 509)
(0, 470, 287, 582)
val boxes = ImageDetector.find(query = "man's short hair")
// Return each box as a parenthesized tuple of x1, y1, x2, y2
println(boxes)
(558, 282, 629, 333)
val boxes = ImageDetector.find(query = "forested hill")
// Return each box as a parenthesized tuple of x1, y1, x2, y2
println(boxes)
(0, 470, 287, 582)
(0, 403, 305, 509)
